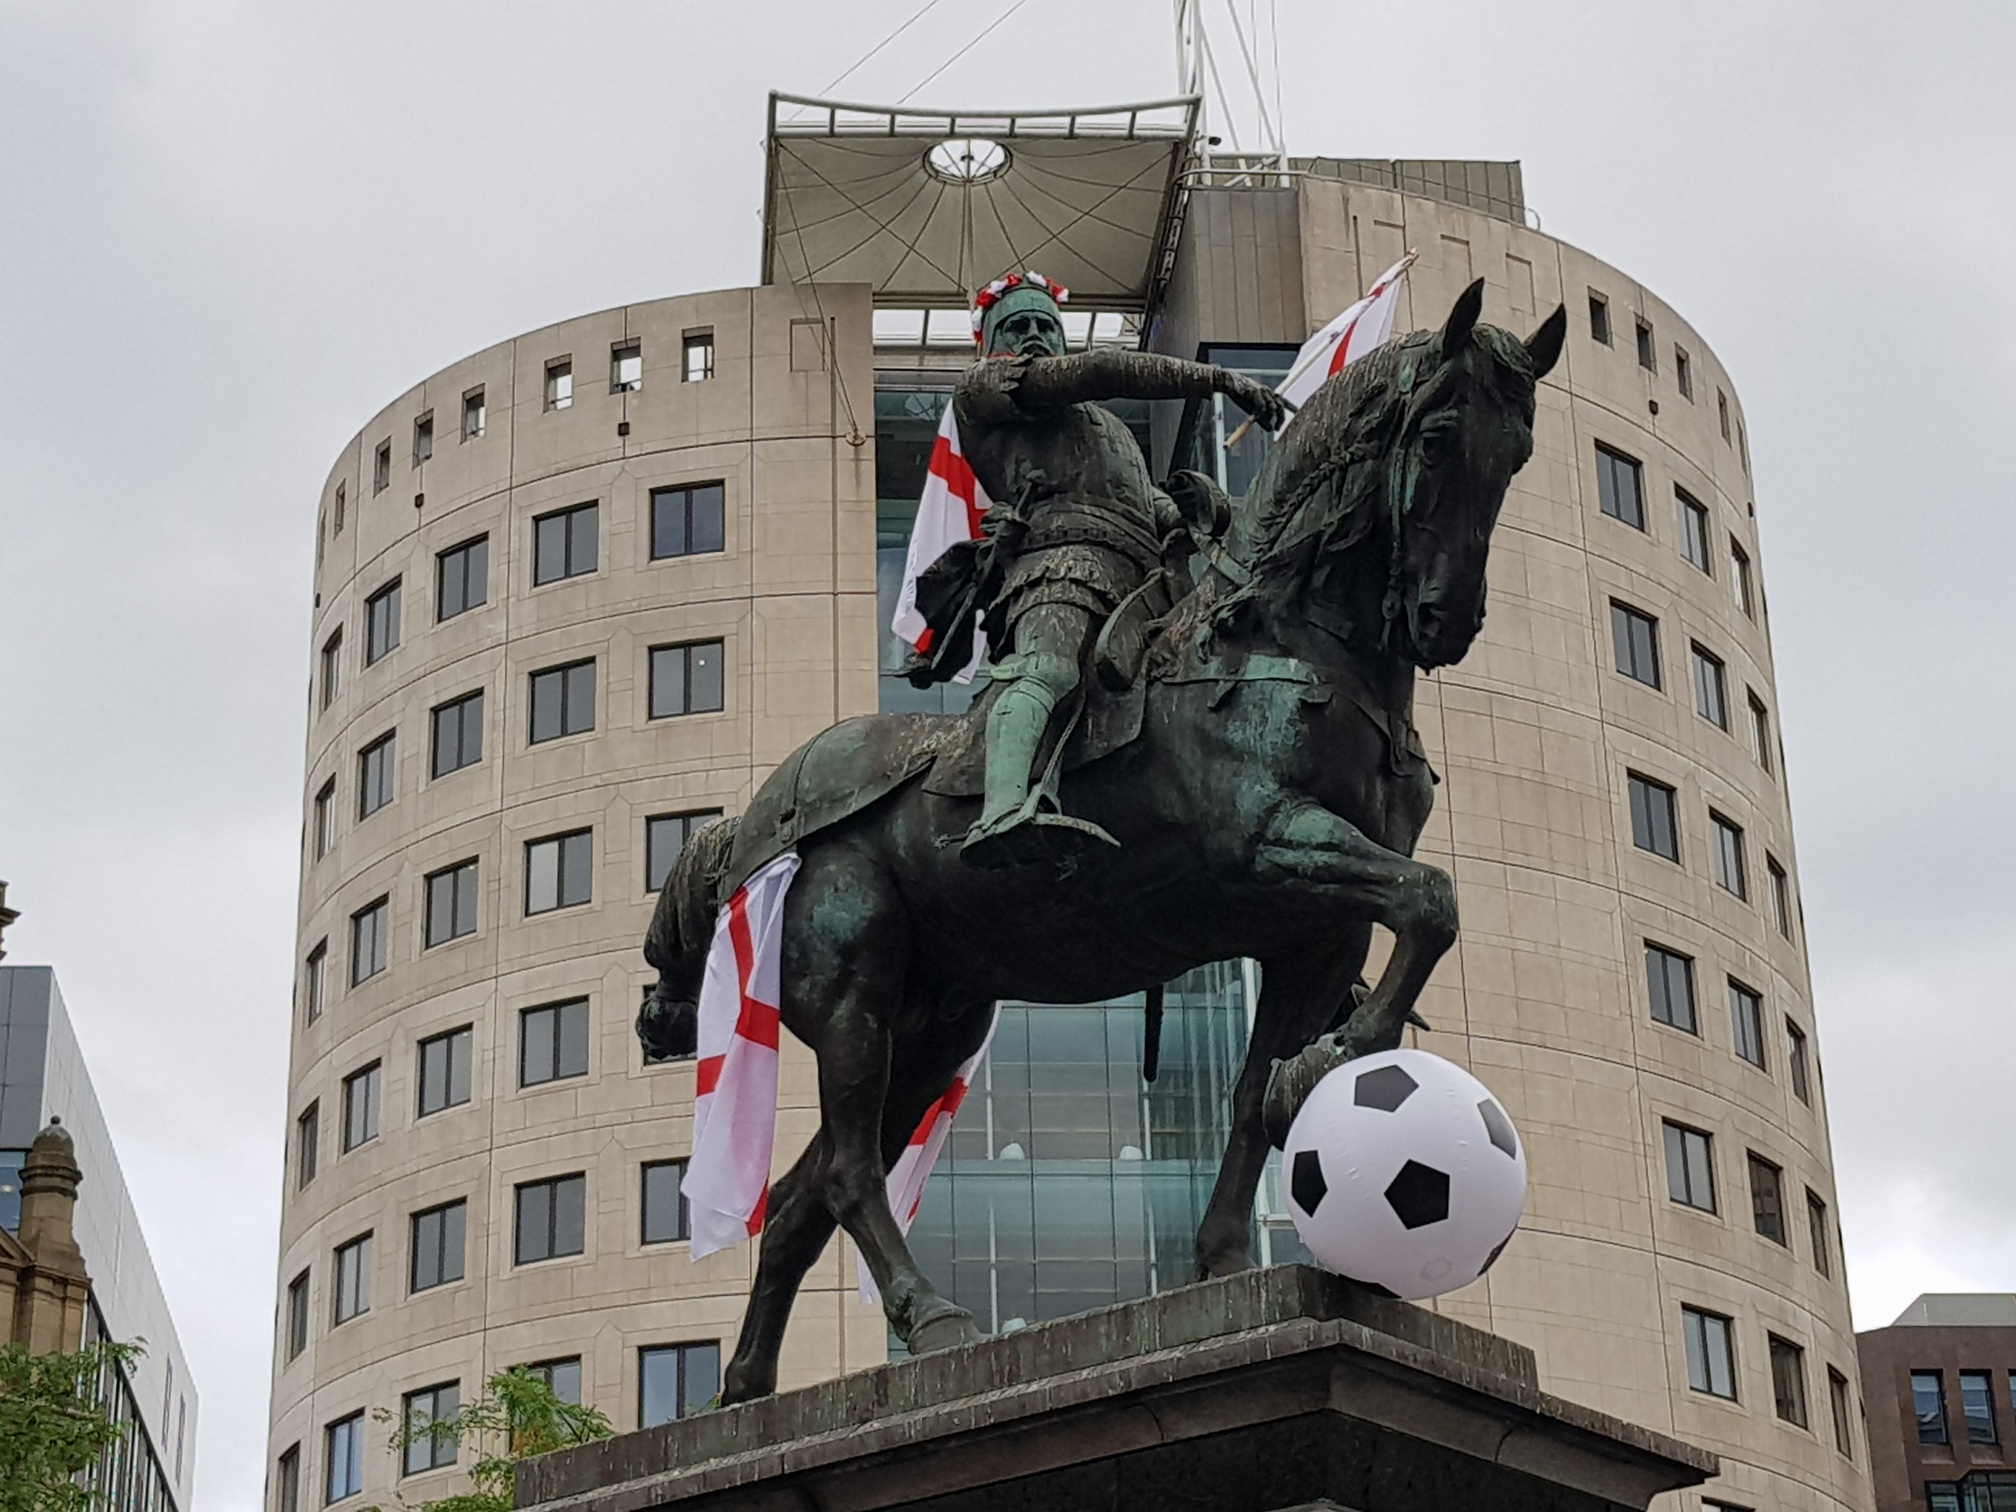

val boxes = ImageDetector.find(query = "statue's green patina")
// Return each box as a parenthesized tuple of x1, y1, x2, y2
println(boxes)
(640, 279, 1567, 1404)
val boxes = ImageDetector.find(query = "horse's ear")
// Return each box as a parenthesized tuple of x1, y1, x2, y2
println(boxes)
(1439, 278, 1486, 362)
(1524, 304, 1568, 380)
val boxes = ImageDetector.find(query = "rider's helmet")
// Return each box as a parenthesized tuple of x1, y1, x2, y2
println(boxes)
(973, 270, 1070, 358)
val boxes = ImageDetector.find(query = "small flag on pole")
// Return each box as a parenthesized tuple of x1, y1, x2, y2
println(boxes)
(891, 402, 992, 681)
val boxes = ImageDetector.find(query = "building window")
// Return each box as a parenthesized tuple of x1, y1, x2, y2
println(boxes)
(1635, 319, 1656, 372)
(526, 830, 593, 915)
(1675, 347, 1693, 399)
(402, 1383, 460, 1475)
(1595, 443, 1645, 528)
(1786, 1019, 1811, 1104)
(350, 897, 389, 984)
(332, 1234, 371, 1326)
(1731, 541, 1755, 617)
(1644, 943, 1698, 1033)
(639, 1342, 720, 1428)
(1828, 1367, 1854, 1457)
(1748, 1151, 1786, 1243)
(646, 810, 722, 893)
(642, 1160, 690, 1244)
(358, 731, 396, 819)
(1691, 644, 1728, 729)
(520, 999, 589, 1087)
(417, 1027, 473, 1116)
(1588, 292, 1610, 346)
(286, 1269, 311, 1360)
(437, 536, 488, 621)
(1768, 1335, 1808, 1427)
(431, 691, 484, 778)
(545, 358, 573, 411)
(424, 861, 479, 947)
(305, 940, 328, 1022)
(326, 1412, 366, 1502)
(341, 1062, 381, 1152)
(278, 1445, 301, 1512)
(320, 630, 342, 708)
(683, 331, 715, 382)
(1806, 1188, 1831, 1277)
(533, 502, 598, 585)
(1712, 813, 1747, 899)
(522, 1358, 582, 1404)
(1768, 858, 1793, 939)
(1962, 1370, 1999, 1444)
(1682, 1306, 1736, 1399)
(1739, 421, 1749, 474)
(649, 641, 725, 718)
(514, 1173, 586, 1265)
(374, 440, 391, 494)
(296, 1103, 319, 1188)
(1627, 773, 1680, 861)
(1748, 694, 1773, 773)
(1915, 1371, 1950, 1443)
(1718, 389, 1732, 442)
(313, 780, 336, 860)
(462, 387, 485, 440)
(410, 1201, 466, 1293)
(529, 659, 595, 743)
(611, 342, 642, 393)
(412, 413, 434, 468)
(1609, 602, 1661, 688)
(1677, 489, 1712, 574)
(1929, 1486, 1962, 1512)
(650, 482, 727, 559)
(1662, 1121, 1716, 1212)
(1730, 980, 1767, 1069)
(333, 481, 347, 535)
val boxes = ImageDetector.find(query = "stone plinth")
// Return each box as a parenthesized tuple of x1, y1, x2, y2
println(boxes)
(516, 1266, 1717, 1512)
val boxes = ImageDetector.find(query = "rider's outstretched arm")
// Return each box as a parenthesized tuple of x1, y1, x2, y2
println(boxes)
(994, 351, 1286, 429)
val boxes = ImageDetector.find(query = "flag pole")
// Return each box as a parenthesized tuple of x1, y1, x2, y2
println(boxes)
(1224, 248, 1417, 450)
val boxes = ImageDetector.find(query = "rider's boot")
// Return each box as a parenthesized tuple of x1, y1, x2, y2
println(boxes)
(962, 660, 1119, 868)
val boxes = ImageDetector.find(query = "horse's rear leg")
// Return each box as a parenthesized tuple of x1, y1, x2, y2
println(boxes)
(1194, 934, 1368, 1280)
(721, 1133, 835, 1406)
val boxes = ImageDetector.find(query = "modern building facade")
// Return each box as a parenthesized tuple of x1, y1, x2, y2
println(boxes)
(1858, 1295, 2016, 1512)
(1, 965, 199, 1512)
(271, 96, 1866, 1512)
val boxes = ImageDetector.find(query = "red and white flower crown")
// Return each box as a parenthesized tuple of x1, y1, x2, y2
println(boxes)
(970, 270, 1070, 343)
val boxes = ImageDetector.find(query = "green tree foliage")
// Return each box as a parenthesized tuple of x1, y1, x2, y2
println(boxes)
(0, 1339, 142, 1512)
(372, 1368, 612, 1512)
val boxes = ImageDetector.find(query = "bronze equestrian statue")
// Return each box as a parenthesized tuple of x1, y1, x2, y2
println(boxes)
(640, 278, 1567, 1404)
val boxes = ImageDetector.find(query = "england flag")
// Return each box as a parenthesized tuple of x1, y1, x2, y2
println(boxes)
(890, 401, 991, 680)
(1277, 251, 1418, 410)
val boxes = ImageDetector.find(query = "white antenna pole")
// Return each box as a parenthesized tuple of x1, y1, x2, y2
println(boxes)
(1173, 0, 1284, 168)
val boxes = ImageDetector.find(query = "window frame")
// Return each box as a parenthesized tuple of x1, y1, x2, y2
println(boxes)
(1786, 1019, 1812, 1104)
(462, 386, 486, 441)
(1594, 443, 1646, 529)
(1662, 1120, 1716, 1213)
(332, 1233, 372, 1327)
(522, 1357, 583, 1405)
(545, 357, 573, 411)
(642, 1159, 691, 1245)
(430, 690, 485, 779)
(638, 1341, 722, 1428)
(1731, 540, 1756, 617)
(1609, 601, 1662, 689)
(648, 640, 727, 720)
(373, 440, 391, 494)
(683, 331, 715, 383)
(326, 1411, 366, 1503)
(532, 501, 599, 586)
(649, 482, 727, 561)
(286, 1268, 311, 1360)
(1690, 643, 1728, 729)
(313, 779, 336, 860)
(409, 1200, 467, 1294)
(320, 629, 342, 708)
(513, 1172, 587, 1266)
(1627, 772, 1681, 862)
(525, 829, 594, 916)
(1806, 1187, 1831, 1277)
(364, 580, 402, 666)
(1767, 1333, 1809, 1428)
(1588, 291, 1611, 346)
(278, 1444, 302, 1512)
(1644, 942, 1698, 1034)
(1748, 692, 1773, 772)
(1675, 346, 1693, 400)
(528, 658, 596, 744)
(424, 860, 480, 948)
(436, 535, 489, 622)
(1730, 979, 1767, 1070)
(1914, 1370, 1950, 1444)
(412, 412, 434, 469)
(341, 1061, 381, 1153)
(1682, 1305, 1737, 1400)
(401, 1382, 460, 1476)
(1747, 1150, 1787, 1245)
(1961, 1369, 1999, 1445)
(416, 1026, 473, 1117)
(1828, 1366, 1854, 1457)
(520, 998, 590, 1088)
(645, 810, 723, 894)
(350, 896, 389, 985)
(295, 1102, 319, 1189)
(305, 940, 328, 1023)
(1677, 488, 1712, 575)
(357, 730, 396, 820)
(1711, 811, 1748, 899)
(1635, 318, 1656, 372)
(611, 342, 643, 393)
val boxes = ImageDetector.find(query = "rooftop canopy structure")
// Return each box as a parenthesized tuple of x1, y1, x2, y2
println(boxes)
(761, 93, 1200, 314)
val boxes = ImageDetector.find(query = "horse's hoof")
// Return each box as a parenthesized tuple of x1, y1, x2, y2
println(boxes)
(907, 1303, 985, 1355)
(1192, 1248, 1256, 1282)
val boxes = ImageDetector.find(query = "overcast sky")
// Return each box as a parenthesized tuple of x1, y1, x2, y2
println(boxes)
(2, 2, 2013, 1508)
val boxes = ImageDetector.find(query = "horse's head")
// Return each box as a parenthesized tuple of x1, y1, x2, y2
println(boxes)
(1378, 281, 1566, 667)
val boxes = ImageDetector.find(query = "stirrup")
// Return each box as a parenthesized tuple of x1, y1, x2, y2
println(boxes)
(961, 791, 1119, 870)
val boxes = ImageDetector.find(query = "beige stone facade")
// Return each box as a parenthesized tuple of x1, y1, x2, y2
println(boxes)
(1, 1119, 90, 1355)
(273, 180, 1866, 1512)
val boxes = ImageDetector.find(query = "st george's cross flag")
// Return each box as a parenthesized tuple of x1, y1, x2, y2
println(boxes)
(684, 851, 1000, 1269)
(1277, 251, 1418, 411)
(889, 402, 992, 681)
(857, 1007, 1000, 1302)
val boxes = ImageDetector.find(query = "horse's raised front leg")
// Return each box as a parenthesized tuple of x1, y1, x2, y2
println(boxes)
(1194, 932, 1368, 1280)
(1250, 799, 1457, 1142)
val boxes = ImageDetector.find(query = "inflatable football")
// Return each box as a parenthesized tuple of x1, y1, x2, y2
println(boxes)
(1282, 1048, 1527, 1299)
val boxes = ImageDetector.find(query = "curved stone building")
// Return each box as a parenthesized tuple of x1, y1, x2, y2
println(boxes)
(269, 98, 1868, 1512)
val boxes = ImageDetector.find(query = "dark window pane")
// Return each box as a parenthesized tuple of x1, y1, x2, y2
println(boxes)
(359, 733, 396, 818)
(530, 662, 594, 744)
(522, 1000, 588, 1086)
(1962, 1371, 1998, 1444)
(691, 484, 725, 553)
(1768, 1335, 1807, 1426)
(1596, 444, 1645, 528)
(1683, 1307, 1735, 1399)
(642, 1161, 690, 1244)
(534, 513, 567, 585)
(689, 642, 723, 712)
(565, 662, 596, 734)
(557, 998, 589, 1078)
(1915, 1372, 1949, 1444)
(1645, 944, 1697, 1032)
(515, 1182, 551, 1265)
(1749, 1153, 1786, 1243)
(1628, 775, 1679, 861)
(1714, 815, 1748, 898)
(365, 581, 402, 665)
(1664, 1122, 1715, 1212)
(646, 811, 722, 893)
(552, 1175, 585, 1256)
(640, 1342, 720, 1427)
(437, 538, 488, 621)
(652, 489, 687, 558)
(650, 646, 685, 717)
(1588, 293, 1610, 345)
(1731, 982, 1766, 1069)
(1611, 603, 1660, 687)
(432, 692, 483, 778)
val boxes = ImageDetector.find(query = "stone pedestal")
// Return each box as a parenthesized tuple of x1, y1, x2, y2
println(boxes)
(517, 1266, 1716, 1512)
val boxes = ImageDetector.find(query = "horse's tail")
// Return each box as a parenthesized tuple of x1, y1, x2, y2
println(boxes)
(636, 815, 742, 1060)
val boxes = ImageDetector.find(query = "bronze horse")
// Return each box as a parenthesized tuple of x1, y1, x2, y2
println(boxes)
(640, 281, 1567, 1403)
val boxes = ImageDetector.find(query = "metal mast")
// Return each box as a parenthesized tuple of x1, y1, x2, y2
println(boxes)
(1173, 0, 1285, 171)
